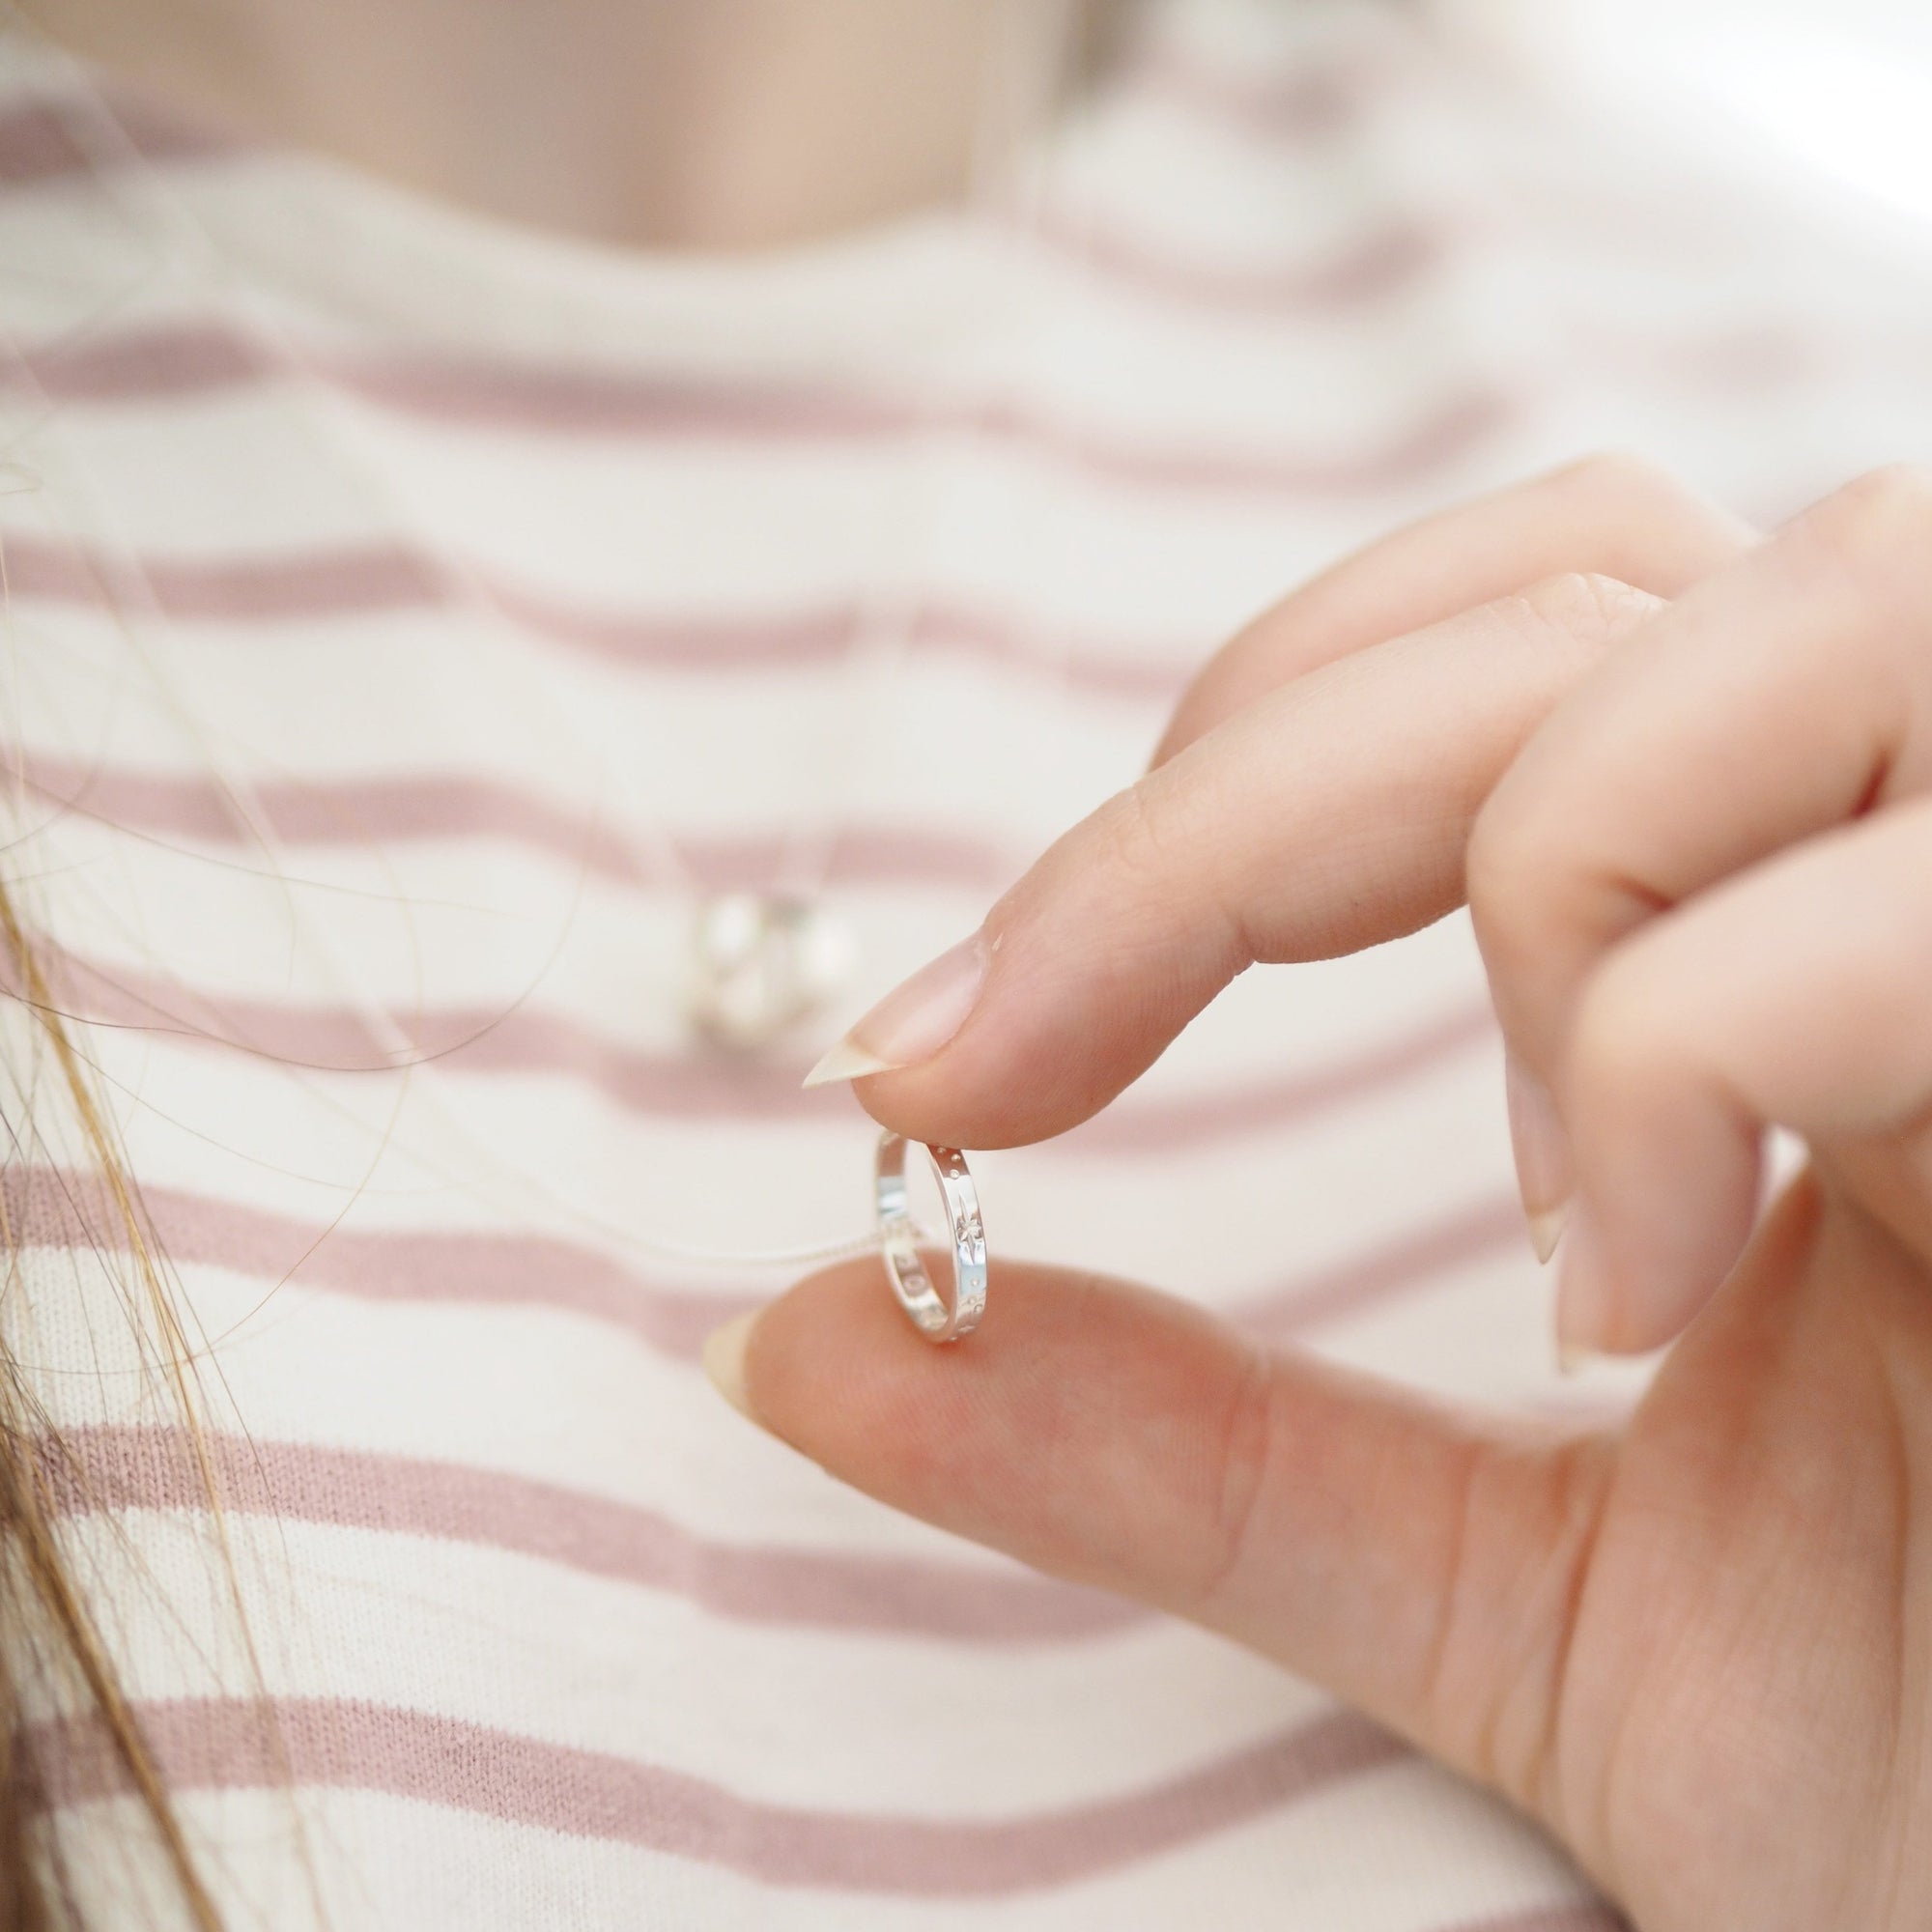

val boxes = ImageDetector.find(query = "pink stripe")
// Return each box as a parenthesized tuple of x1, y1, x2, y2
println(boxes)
(1131, 39, 1398, 146)
(11, 746, 1009, 896)
(1070, 1003, 1498, 1153)
(5, 1164, 760, 1360)
(334, 345, 903, 441)
(20, 916, 1493, 1144)
(12, 317, 1514, 498)
(484, 572, 855, 669)
(52, 1426, 1133, 1644)
(0, 93, 228, 190)
(8, 318, 276, 400)
(31, 1694, 1406, 1892)
(1040, 385, 1509, 497)
(16, 927, 882, 1120)
(1035, 205, 1453, 316)
(9, 1165, 1520, 1365)
(0, 526, 1194, 702)
(486, 572, 1195, 700)
(1558, 319, 1829, 395)
(36, 532, 444, 618)
(1, 525, 443, 618)
(332, 355, 1522, 498)
(1241, 1194, 1526, 1339)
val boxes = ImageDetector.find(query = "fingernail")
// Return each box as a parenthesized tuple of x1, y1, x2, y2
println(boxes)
(1527, 1206, 1570, 1266)
(702, 1309, 763, 1423)
(802, 930, 989, 1089)
(1554, 1204, 1616, 1363)
(1505, 1050, 1573, 1264)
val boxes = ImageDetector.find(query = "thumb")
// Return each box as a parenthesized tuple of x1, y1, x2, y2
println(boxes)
(705, 1254, 1613, 1821)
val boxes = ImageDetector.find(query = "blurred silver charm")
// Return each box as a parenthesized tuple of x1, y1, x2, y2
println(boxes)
(684, 893, 852, 1052)
(874, 1131, 987, 1344)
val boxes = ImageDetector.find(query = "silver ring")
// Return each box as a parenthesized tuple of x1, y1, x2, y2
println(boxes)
(874, 1131, 986, 1343)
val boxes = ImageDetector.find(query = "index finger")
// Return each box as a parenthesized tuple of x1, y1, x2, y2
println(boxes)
(826, 573, 1662, 1151)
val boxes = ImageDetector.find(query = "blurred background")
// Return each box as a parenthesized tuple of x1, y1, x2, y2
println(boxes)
(1473, 0, 1932, 234)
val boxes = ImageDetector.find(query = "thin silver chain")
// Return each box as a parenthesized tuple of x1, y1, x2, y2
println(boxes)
(1, 4, 1085, 1267)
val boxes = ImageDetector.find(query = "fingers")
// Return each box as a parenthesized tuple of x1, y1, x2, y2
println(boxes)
(816, 458, 1751, 1153)
(1153, 453, 1753, 765)
(710, 1253, 1610, 1817)
(1549, 794, 1932, 1353)
(831, 574, 1662, 1151)
(1469, 468, 1932, 1307)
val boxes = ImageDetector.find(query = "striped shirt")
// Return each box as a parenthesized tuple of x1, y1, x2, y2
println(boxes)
(3, 1, 1930, 1926)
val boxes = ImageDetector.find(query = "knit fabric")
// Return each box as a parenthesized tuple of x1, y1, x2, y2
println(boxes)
(2, 3, 1929, 1925)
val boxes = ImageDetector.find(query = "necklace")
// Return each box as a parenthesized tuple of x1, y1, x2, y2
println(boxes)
(677, 0, 1089, 1052)
(663, 0, 1097, 1056)
(683, 893, 849, 1053)
(6, 6, 1090, 1272)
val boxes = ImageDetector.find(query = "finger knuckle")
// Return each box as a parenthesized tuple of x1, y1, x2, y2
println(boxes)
(1536, 452, 1752, 580)
(1543, 447, 1684, 509)
(1089, 774, 1248, 958)
(1436, 1435, 1614, 1818)
(1825, 462, 1932, 535)
(1092, 775, 1185, 895)
(1793, 466, 1932, 603)
(1505, 570, 1658, 651)
(1196, 1347, 1277, 1609)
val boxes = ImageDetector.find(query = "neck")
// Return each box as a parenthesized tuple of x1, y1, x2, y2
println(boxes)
(22, 0, 1102, 249)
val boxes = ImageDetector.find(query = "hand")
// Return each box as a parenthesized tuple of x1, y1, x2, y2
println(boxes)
(707, 457, 1932, 1929)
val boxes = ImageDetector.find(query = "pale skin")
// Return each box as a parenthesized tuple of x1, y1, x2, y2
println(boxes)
(713, 457, 1932, 1928)
(21, 0, 1089, 248)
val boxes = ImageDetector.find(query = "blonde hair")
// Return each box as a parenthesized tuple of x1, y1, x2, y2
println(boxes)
(0, 876, 226, 1930)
